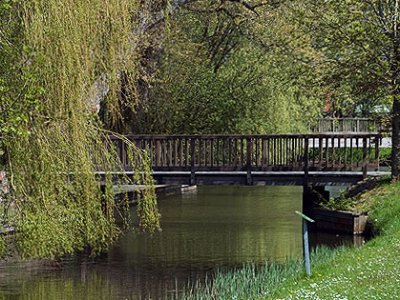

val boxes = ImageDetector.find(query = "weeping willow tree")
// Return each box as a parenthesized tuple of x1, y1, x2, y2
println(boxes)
(0, 0, 160, 258)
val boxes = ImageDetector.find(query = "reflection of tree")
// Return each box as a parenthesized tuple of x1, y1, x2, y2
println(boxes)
(0, 259, 170, 299)
(112, 186, 304, 268)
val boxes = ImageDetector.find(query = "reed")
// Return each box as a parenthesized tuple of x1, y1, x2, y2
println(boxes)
(169, 246, 341, 300)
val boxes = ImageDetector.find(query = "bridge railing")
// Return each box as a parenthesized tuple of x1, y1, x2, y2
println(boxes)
(110, 134, 382, 176)
(312, 118, 379, 133)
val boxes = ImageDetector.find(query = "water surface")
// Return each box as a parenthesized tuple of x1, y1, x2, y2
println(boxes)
(0, 186, 350, 299)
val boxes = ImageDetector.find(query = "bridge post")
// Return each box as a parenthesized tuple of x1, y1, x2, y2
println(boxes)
(303, 137, 309, 186)
(246, 138, 253, 185)
(375, 136, 380, 171)
(156, 140, 161, 167)
(362, 137, 367, 178)
(190, 138, 196, 185)
(302, 185, 314, 216)
(303, 138, 312, 215)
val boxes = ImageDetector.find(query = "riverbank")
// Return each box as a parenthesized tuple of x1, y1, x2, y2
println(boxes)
(173, 246, 343, 300)
(265, 180, 400, 299)
(175, 181, 400, 299)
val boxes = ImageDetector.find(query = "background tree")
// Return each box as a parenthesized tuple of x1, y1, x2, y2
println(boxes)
(291, 0, 399, 176)
(127, 0, 323, 134)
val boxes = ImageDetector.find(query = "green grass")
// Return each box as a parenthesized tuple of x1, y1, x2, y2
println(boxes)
(171, 247, 343, 300)
(174, 181, 400, 300)
(263, 181, 400, 300)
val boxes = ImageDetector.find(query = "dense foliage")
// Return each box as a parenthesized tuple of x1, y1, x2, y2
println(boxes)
(2, 0, 400, 258)
(0, 0, 159, 258)
(128, 1, 324, 134)
(288, 0, 400, 175)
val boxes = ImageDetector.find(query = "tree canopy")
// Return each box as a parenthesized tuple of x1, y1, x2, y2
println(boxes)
(2, 0, 400, 258)
(0, 0, 159, 258)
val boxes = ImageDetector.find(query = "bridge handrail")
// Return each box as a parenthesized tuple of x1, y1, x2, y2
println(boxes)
(110, 133, 382, 184)
(110, 133, 382, 139)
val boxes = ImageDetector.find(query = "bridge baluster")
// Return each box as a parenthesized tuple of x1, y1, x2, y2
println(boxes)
(304, 137, 309, 186)
(374, 136, 380, 170)
(286, 137, 290, 168)
(261, 138, 267, 168)
(344, 136, 347, 169)
(190, 138, 195, 184)
(185, 138, 189, 167)
(246, 138, 253, 185)
(330, 136, 334, 169)
(311, 137, 316, 168)
(233, 138, 238, 168)
(178, 138, 183, 167)
(121, 140, 127, 169)
(111, 133, 381, 183)
(323, 137, 327, 169)
(362, 137, 368, 178)
(155, 139, 160, 167)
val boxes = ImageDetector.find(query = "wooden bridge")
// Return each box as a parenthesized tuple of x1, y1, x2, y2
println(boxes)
(110, 133, 385, 186)
(312, 118, 380, 133)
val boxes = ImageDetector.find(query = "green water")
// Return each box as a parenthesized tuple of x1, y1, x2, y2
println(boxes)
(0, 186, 350, 299)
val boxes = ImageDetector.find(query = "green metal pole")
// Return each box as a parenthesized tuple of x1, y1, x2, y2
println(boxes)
(303, 219, 311, 277)
(295, 211, 315, 278)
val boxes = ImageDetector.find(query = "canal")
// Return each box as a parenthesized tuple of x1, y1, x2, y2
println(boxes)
(0, 186, 353, 299)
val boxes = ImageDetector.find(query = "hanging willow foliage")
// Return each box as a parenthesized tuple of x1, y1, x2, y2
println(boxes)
(1, 0, 160, 258)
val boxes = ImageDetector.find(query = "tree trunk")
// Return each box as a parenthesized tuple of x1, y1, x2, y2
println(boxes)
(391, 33, 400, 178)
(392, 96, 400, 177)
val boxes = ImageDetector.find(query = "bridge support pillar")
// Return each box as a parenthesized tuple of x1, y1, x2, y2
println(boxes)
(302, 185, 314, 216)
(303, 185, 330, 215)
(190, 138, 196, 186)
(312, 186, 330, 201)
(190, 171, 196, 186)
(246, 138, 253, 185)
(246, 170, 253, 185)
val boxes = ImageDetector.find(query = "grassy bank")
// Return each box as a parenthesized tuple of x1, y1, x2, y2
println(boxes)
(265, 181, 400, 300)
(175, 181, 400, 300)
(171, 247, 342, 300)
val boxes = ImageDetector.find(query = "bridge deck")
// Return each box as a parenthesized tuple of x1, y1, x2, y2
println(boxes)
(133, 171, 390, 186)
(97, 171, 390, 186)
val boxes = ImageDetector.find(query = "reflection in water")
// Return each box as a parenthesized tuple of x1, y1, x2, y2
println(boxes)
(0, 186, 355, 299)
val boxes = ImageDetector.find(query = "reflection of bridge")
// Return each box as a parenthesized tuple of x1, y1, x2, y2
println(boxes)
(111, 133, 387, 186)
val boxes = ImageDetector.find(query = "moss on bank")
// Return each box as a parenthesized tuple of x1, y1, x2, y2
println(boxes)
(320, 176, 391, 214)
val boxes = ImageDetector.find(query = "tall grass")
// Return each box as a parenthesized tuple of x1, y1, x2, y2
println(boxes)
(169, 246, 341, 300)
